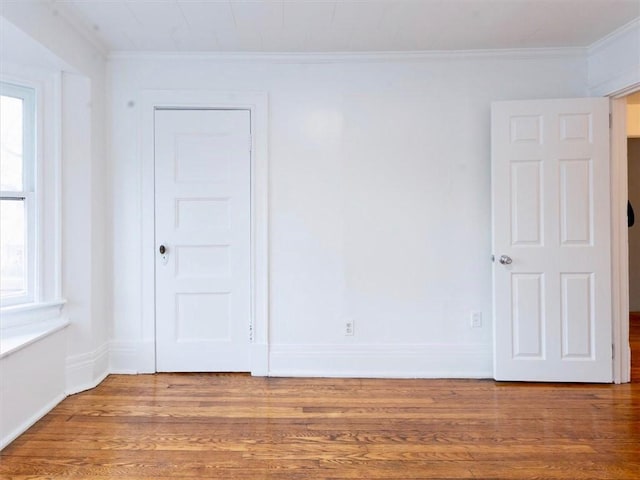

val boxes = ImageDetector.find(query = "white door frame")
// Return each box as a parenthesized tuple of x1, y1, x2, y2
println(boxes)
(611, 83, 640, 384)
(139, 90, 269, 375)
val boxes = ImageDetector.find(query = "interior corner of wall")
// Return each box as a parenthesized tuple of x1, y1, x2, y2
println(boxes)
(65, 341, 109, 395)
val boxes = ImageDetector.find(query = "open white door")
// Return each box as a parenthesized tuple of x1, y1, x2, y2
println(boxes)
(492, 98, 612, 382)
(155, 109, 251, 372)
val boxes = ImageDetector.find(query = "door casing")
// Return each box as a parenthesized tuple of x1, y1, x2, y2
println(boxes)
(139, 90, 269, 375)
(611, 84, 640, 383)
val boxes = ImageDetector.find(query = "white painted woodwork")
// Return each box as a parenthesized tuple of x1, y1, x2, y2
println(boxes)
(587, 19, 640, 96)
(612, 96, 633, 384)
(155, 109, 251, 372)
(628, 93, 640, 137)
(492, 98, 611, 382)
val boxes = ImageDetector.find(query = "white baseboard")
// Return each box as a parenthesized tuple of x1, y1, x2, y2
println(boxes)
(111, 340, 269, 375)
(109, 341, 493, 378)
(109, 340, 140, 374)
(268, 343, 493, 378)
(251, 343, 269, 376)
(66, 342, 110, 395)
(109, 339, 155, 374)
(0, 392, 65, 450)
(137, 339, 156, 373)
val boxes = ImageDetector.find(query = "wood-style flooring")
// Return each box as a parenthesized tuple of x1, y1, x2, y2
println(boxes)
(1, 373, 639, 479)
(631, 312, 640, 382)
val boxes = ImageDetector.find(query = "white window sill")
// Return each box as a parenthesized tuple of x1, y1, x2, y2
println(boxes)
(0, 300, 68, 359)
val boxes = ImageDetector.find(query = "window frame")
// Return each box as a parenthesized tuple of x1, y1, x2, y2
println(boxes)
(1, 82, 37, 307)
(0, 67, 63, 326)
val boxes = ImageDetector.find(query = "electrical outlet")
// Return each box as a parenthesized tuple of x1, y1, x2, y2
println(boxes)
(471, 311, 482, 328)
(345, 319, 354, 336)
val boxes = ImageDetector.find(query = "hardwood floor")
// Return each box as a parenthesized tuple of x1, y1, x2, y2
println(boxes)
(631, 312, 640, 382)
(1, 374, 639, 479)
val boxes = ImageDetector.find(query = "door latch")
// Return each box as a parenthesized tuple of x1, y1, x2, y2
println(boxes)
(158, 244, 169, 265)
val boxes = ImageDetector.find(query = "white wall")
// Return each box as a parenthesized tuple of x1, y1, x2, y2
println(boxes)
(109, 51, 588, 377)
(0, 328, 66, 449)
(588, 18, 640, 96)
(1, 3, 110, 392)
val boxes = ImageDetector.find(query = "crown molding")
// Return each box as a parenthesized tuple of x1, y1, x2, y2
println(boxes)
(588, 16, 640, 54)
(108, 47, 586, 63)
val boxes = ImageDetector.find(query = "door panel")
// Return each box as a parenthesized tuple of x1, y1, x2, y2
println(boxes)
(492, 98, 611, 382)
(510, 160, 543, 245)
(155, 109, 251, 372)
(511, 273, 544, 358)
(559, 159, 592, 245)
(560, 273, 593, 358)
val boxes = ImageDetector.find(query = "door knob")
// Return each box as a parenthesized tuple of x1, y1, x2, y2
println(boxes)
(159, 245, 166, 254)
(499, 255, 512, 265)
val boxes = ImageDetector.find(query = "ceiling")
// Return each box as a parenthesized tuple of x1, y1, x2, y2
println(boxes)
(50, 0, 640, 53)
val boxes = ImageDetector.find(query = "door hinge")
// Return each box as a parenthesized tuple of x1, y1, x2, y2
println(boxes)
(612, 343, 615, 359)
(249, 322, 254, 342)
(609, 113, 612, 129)
(248, 134, 253, 152)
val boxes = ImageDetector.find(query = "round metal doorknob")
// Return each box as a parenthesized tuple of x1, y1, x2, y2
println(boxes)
(159, 245, 166, 254)
(499, 255, 513, 265)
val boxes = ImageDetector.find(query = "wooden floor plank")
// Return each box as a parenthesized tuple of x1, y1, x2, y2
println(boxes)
(631, 312, 640, 382)
(1, 373, 639, 479)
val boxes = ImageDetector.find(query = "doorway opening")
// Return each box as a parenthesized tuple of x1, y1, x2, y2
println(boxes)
(626, 92, 640, 382)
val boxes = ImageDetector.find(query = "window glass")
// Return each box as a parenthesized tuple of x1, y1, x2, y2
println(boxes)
(0, 199, 26, 296)
(0, 94, 23, 191)
(1, 84, 33, 304)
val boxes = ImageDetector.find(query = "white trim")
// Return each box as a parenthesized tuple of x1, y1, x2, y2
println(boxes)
(268, 344, 492, 378)
(45, 72, 63, 300)
(0, 68, 63, 313)
(591, 68, 640, 99)
(139, 89, 269, 375)
(588, 18, 640, 97)
(109, 47, 585, 63)
(588, 18, 640, 55)
(0, 299, 66, 329)
(1, 82, 36, 306)
(65, 342, 110, 395)
(611, 96, 633, 384)
(250, 343, 269, 376)
(109, 339, 152, 374)
(0, 314, 68, 359)
(610, 82, 640, 100)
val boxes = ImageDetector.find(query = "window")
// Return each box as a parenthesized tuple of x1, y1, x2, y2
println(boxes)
(1, 83, 36, 306)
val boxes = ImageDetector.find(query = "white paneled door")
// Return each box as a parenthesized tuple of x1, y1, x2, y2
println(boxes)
(492, 98, 612, 382)
(155, 109, 251, 372)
